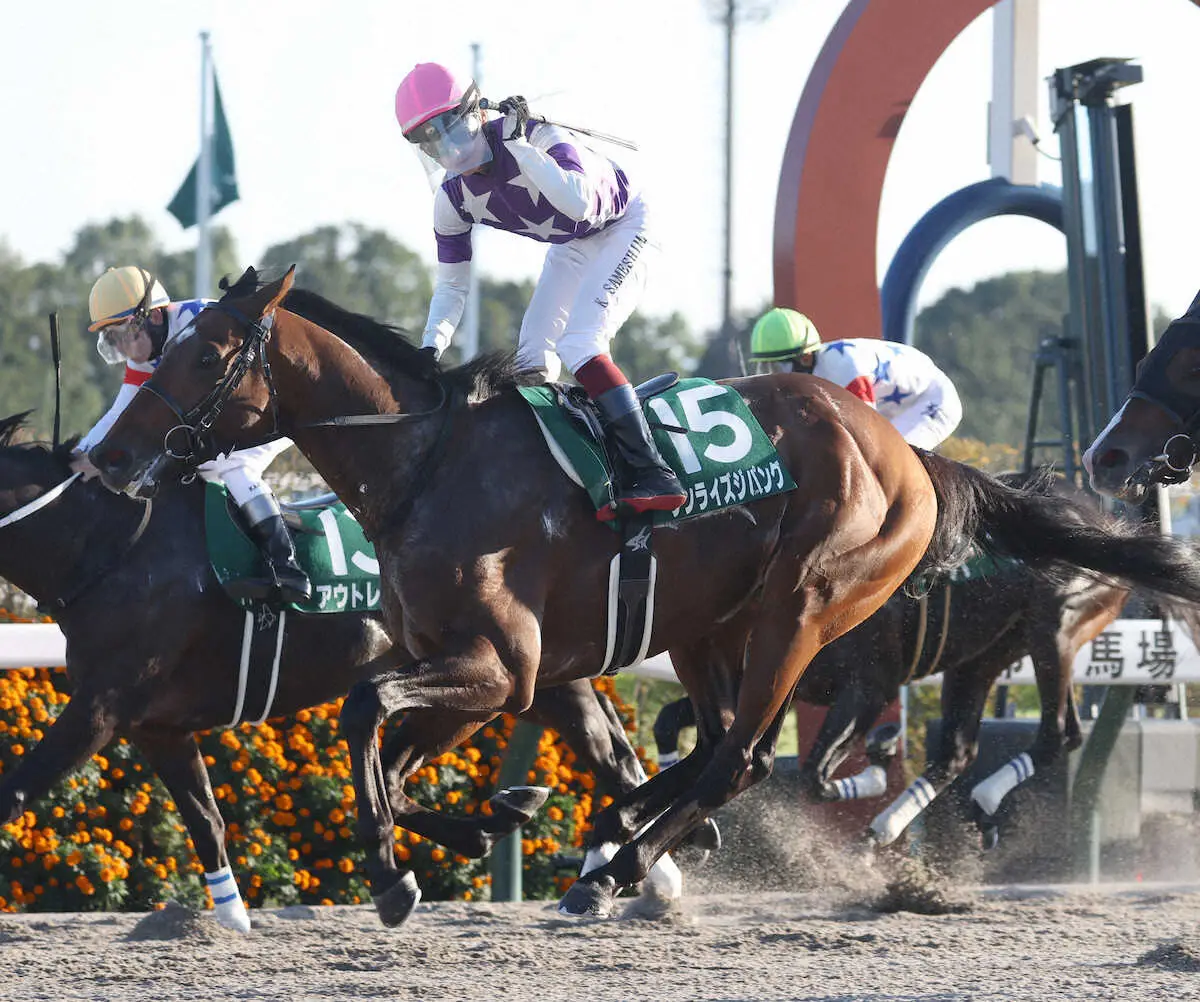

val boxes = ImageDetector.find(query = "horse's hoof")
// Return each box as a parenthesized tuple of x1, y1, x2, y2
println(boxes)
(372, 870, 421, 928)
(489, 785, 551, 825)
(558, 876, 616, 918)
(690, 818, 722, 853)
(979, 823, 1000, 852)
(866, 722, 903, 767)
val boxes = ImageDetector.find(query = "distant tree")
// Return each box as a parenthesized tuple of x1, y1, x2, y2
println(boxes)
(914, 270, 1070, 450)
(259, 224, 431, 332)
(0, 216, 240, 441)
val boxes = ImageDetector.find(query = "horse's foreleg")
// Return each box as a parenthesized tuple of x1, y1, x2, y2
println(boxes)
(135, 729, 250, 933)
(869, 663, 991, 847)
(341, 638, 536, 928)
(521, 680, 646, 798)
(969, 602, 1105, 844)
(560, 618, 812, 918)
(376, 710, 546, 859)
(797, 685, 889, 803)
(0, 690, 116, 824)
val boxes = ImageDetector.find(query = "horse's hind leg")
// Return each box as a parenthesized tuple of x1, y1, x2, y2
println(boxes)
(653, 696, 696, 770)
(970, 588, 1120, 844)
(869, 661, 992, 847)
(798, 685, 888, 803)
(136, 729, 250, 933)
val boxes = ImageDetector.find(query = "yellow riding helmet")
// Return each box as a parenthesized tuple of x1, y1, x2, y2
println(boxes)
(749, 307, 822, 362)
(88, 266, 170, 332)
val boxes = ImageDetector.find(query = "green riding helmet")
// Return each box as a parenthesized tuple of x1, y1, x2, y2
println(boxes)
(749, 307, 822, 362)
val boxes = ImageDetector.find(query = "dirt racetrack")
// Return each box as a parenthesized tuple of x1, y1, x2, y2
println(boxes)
(1, 882, 1199, 1001)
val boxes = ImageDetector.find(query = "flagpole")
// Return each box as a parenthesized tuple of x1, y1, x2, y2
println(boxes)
(195, 31, 214, 299)
(461, 42, 482, 362)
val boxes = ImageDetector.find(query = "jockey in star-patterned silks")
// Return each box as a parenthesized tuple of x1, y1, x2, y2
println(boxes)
(750, 307, 963, 450)
(73, 266, 311, 604)
(394, 62, 686, 518)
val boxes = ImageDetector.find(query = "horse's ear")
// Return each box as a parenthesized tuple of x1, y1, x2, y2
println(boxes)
(263, 265, 296, 316)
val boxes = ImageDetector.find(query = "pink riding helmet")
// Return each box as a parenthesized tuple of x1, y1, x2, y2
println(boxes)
(395, 62, 468, 135)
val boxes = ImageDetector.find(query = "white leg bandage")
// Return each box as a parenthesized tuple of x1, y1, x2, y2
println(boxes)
(970, 753, 1035, 817)
(205, 866, 251, 933)
(869, 777, 937, 846)
(831, 764, 888, 801)
(657, 750, 680, 770)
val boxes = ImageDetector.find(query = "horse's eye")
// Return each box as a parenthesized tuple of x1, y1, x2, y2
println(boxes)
(198, 348, 221, 370)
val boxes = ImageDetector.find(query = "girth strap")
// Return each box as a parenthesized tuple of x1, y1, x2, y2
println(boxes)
(601, 512, 658, 675)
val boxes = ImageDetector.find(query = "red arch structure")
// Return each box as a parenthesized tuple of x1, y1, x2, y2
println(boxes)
(773, 0, 998, 339)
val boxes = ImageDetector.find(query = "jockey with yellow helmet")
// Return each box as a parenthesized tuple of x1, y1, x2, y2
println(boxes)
(750, 307, 963, 450)
(394, 61, 685, 517)
(72, 266, 311, 604)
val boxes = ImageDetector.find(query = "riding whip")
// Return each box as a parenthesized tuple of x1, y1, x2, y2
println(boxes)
(47, 312, 62, 449)
(479, 98, 640, 152)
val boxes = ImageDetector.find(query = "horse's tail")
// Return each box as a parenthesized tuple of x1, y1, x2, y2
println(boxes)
(912, 449, 1200, 606)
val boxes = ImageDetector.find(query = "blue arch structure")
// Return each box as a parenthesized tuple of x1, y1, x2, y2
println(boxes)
(880, 178, 1064, 344)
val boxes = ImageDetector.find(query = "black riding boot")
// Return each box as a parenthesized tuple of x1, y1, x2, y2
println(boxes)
(227, 493, 312, 605)
(594, 384, 687, 514)
(246, 515, 312, 605)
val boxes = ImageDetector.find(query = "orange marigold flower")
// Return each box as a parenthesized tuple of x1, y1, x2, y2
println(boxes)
(75, 875, 95, 895)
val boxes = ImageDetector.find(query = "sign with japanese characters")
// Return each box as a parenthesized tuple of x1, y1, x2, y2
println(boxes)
(911, 619, 1200, 685)
(519, 378, 797, 525)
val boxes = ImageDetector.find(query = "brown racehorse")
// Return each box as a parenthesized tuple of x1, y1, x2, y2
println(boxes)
(0, 412, 656, 929)
(90, 268, 1200, 925)
(655, 472, 1133, 851)
(1085, 289, 1200, 500)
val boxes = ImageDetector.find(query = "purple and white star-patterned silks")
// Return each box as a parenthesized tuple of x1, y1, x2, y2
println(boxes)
(432, 120, 632, 264)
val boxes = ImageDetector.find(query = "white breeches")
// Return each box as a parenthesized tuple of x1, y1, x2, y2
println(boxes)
(198, 438, 293, 507)
(517, 196, 657, 381)
(889, 376, 963, 450)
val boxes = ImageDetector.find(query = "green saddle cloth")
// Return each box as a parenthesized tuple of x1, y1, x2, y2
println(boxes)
(204, 484, 381, 614)
(518, 377, 797, 524)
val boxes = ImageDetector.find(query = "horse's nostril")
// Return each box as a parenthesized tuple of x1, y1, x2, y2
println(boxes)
(1095, 448, 1126, 470)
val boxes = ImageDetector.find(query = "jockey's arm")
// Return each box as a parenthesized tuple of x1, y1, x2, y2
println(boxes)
(505, 124, 611, 225)
(76, 375, 144, 453)
(422, 188, 474, 357)
(888, 370, 963, 450)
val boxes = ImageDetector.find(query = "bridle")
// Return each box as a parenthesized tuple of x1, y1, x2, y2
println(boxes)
(1122, 318, 1200, 491)
(139, 302, 281, 467)
(137, 296, 457, 528)
(0, 469, 153, 611)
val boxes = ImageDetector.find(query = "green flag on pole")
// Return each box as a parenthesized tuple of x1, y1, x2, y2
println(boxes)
(167, 70, 240, 229)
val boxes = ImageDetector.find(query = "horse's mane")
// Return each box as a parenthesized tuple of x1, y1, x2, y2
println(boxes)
(0, 411, 77, 463)
(218, 269, 539, 401)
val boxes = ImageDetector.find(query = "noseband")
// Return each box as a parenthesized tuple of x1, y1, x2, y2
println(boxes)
(140, 303, 280, 466)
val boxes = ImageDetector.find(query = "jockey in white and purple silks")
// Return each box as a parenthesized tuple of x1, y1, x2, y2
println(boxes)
(72, 266, 310, 606)
(394, 62, 686, 518)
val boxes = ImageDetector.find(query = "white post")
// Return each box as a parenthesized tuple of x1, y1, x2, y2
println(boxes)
(460, 42, 483, 362)
(989, 0, 1039, 186)
(195, 31, 214, 300)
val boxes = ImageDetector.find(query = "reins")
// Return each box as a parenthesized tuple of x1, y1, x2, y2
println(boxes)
(0, 469, 153, 611)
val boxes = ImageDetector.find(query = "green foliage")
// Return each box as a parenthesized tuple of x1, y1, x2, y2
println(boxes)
(258, 224, 432, 332)
(0, 217, 240, 443)
(914, 270, 1069, 449)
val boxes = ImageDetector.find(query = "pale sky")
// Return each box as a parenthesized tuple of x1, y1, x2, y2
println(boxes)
(4, 0, 1200, 335)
